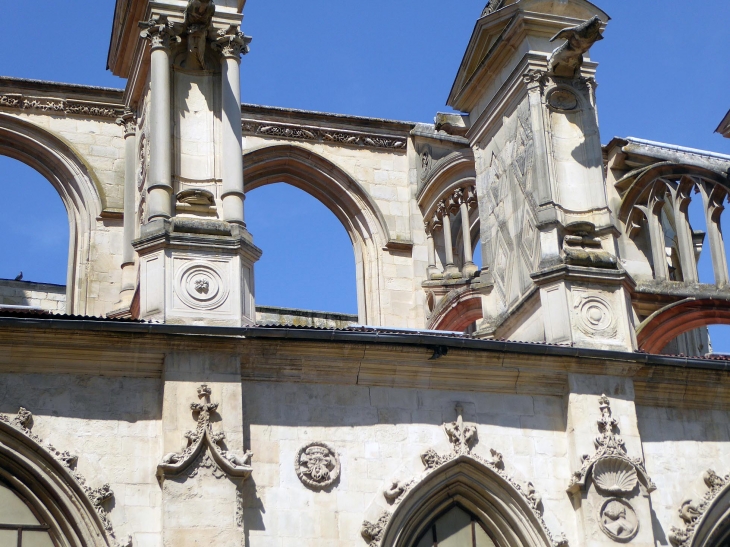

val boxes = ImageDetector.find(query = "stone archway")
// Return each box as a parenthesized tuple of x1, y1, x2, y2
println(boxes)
(427, 287, 484, 332)
(243, 144, 392, 324)
(0, 416, 115, 547)
(380, 456, 556, 547)
(0, 113, 104, 315)
(636, 298, 730, 354)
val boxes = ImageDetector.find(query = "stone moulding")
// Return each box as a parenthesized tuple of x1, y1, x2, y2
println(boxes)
(158, 384, 253, 481)
(668, 469, 730, 547)
(0, 93, 123, 119)
(362, 405, 567, 547)
(0, 407, 131, 547)
(568, 395, 656, 495)
(242, 119, 408, 151)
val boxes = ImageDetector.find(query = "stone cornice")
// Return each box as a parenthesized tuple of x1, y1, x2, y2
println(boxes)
(242, 118, 408, 151)
(0, 319, 729, 410)
(0, 92, 124, 120)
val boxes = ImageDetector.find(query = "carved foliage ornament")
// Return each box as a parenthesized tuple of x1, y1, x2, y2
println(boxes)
(568, 395, 656, 495)
(158, 384, 253, 481)
(0, 408, 131, 547)
(242, 120, 407, 151)
(362, 405, 567, 547)
(0, 93, 122, 119)
(669, 470, 730, 547)
(295, 441, 341, 490)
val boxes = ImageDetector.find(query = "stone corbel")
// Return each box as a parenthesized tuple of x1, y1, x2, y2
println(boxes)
(0, 408, 132, 547)
(157, 384, 253, 481)
(568, 395, 656, 496)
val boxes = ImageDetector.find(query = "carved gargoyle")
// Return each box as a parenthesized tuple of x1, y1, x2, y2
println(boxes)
(548, 15, 604, 77)
(184, 0, 216, 67)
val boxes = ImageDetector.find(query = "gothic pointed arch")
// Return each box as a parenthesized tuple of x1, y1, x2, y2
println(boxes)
(243, 144, 393, 324)
(0, 409, 124, 547)
(379, 455, 558, 547)
(0, 113, 105, 314)
(669, 470, 730, 547)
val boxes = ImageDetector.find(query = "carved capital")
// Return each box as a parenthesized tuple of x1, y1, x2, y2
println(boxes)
(116, 110, 136, 138)
(139, 15, 178, 51)
(214, 24, 251, 59)
(522, 69, 546, 89)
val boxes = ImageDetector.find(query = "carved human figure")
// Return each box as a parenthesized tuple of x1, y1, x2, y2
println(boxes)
(599, 499, 639, 541)
(184, 0, 215, 67)
(548, 15, 604, 76)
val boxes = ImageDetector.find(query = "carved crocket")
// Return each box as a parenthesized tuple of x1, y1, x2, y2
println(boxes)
(184, 0, 216, 67)
(548, 15, 604, 76)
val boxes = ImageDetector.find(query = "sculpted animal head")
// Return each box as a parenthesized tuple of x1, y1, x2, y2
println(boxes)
(550, 15, 604, 53)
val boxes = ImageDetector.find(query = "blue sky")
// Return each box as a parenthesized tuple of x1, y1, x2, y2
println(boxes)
(0, 0, 729, 349)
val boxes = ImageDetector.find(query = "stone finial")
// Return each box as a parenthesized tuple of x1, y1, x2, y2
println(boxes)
(158, 384, 253, 481)
(548, 16, 604, 77)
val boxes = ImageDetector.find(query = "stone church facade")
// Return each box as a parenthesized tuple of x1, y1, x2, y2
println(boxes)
(1, 1, 730, 547)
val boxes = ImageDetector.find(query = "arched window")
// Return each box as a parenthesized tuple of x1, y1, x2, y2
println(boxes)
(0, 156, 69, 287)
(415, 505, 496, 547)
(0, 478, 54, 547)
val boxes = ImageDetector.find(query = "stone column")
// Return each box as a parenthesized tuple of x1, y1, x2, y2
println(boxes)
(217, 27, 250, 227)
(457, 188, 478, 278)
(439, 201, 461, 279)
(425, 221, 442, 280)
(671, 181, 699, 283)
(700, 183, 729, 286)
(141, 16, 175, 221)
(117, 111, 137, 305)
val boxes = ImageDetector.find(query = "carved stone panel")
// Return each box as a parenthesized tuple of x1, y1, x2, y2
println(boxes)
(295, 441, 340, 490)
(598, 498, 640, 542)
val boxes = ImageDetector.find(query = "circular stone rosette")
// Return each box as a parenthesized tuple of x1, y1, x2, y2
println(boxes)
(295, 442, 340, 490)
(598, 498, 639, 542)
(574, 295, 617, 337)
(175, 262, 229, 310)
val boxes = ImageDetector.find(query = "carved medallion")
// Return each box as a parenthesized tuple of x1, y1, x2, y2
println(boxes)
(547, 89, 579, 111)
(598, 498, 639, 542)
(295, 441, 340, 489)
(573, 294, 618, 338)
(175, 262, 228, 310)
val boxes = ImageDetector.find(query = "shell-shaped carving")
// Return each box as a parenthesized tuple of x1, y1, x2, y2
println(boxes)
(593, 457, 638, 494)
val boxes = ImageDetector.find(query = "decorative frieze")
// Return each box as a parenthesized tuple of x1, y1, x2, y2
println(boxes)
(242, 119, 407, 151)
(158, 384, 253, 481)
(0, 92, 122, 119)
(669, 469, 730, 547)
(0, 407, 131, 547)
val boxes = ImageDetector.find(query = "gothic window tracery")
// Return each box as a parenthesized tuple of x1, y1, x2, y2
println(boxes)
(0, 479, 55, 547)
(414, 505, 497, 547)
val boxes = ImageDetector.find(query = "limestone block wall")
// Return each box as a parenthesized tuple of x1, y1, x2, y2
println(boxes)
(241, 381, 574, 547)
(242, 134, 427, 329)
(0, 373, 163, 547)
(0, 279, 66, 311)
(637, 405, 730, 541)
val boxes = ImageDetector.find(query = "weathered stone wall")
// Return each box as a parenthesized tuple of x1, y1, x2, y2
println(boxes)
(241, 381, 574, 547)
(637, 405, 730, 540)
(0, 373, 162, 547)
(0, 279, 66, 312)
